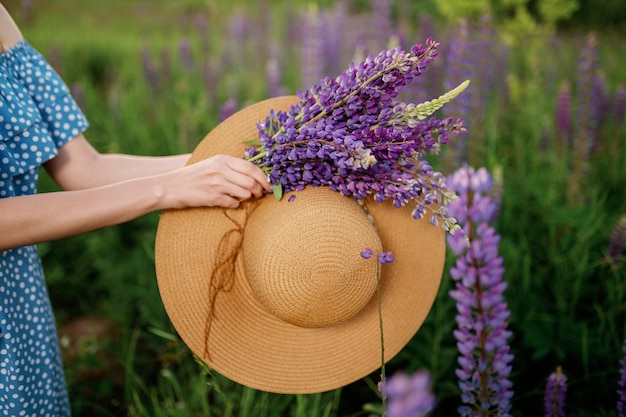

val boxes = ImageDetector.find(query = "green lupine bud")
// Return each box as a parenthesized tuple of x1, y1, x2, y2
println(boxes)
(410, 79, 470, 121)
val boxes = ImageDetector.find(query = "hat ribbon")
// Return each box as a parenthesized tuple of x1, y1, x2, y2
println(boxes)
(204, 201, 261, 359)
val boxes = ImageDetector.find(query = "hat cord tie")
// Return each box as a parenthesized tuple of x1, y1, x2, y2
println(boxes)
(204, 201, 261, 360)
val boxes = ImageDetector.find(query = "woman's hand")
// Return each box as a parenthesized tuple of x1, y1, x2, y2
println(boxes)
(157, 154, 272, 209)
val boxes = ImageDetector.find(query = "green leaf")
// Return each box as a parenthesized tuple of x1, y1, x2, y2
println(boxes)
(242, 140, 262, 146)
(273, 183, 283, 200)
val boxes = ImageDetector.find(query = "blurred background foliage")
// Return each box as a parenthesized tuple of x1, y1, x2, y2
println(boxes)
(3, 0, 626, 416)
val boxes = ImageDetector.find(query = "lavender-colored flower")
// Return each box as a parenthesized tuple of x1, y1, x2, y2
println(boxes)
(378, 251, 395, 264)
(246, 40, 469, 234)
(618, 340, 626, 417)
(178, 39, 194, 71)
(360, 247, 394, 264)
(614, 84, 626, 127)
(219, 98, 238, 123)
(384, 370, 436, 417)
(555, 81, 572, 149)
(569, 32, 600, 205)
(608, 214, 626, 265)
(361, 247, 374, 259)
(442, 18, 471, 171)
(223, 11, 251, 70)
(266, 44, 287, 98)
(70, 83, 87, 113)
(442, 13, 497, 170)
(446, 165, 514, 417)
(321, 1, 347, 77)
(299, 7, 325, 90)
(228, 11, 251, 49)
(544, 366, 567, 417)
(140, 45, 159, 95)
(46, 45, 64, 78)
(370, 0, 393, 51)
(195, 13, 209, 55)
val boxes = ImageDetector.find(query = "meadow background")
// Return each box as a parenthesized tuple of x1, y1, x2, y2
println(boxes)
(5, 0, 626, 415)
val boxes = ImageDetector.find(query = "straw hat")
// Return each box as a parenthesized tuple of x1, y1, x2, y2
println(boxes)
(154, 96, 445, 394)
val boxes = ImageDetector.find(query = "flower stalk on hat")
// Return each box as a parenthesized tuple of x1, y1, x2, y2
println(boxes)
(245, 38, 469, 237)
(242, 38, 468, 413)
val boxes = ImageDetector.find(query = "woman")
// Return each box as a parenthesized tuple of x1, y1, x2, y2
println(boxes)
(0, 3, 270, 415)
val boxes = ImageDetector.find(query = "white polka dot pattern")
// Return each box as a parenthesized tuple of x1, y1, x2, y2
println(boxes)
(1, 40, 89, 416)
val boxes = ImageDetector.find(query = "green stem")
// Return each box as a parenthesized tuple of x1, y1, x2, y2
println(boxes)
(377, 265, 387, 417)
(246, 150, 267, 163)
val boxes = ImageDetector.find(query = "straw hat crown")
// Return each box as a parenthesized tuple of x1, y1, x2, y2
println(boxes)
(243, 186, 382, 328)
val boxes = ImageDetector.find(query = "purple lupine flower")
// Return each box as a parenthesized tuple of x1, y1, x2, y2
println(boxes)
(195, 13, 209, 55)
(360, 247, 374, 260)
(474, 14, 498, 98)
(46, 46, 64, 78)
(446, 166, 514, 417)
(613, 84, 626, 127)
(442, 18, 471, 171)
(322, 1, 348, 77)
(178, 39, 194, 71)
(555, 81, 572, 149)
(378, 251, 395, 264)
(384, 370, 436, 417)
(140, 45, 159, 95)
(360, 247, 394, 264)
(370, 0, 393, 51)
(266, 44, 287, 98)
(70, 83, 87, 113)
(219, 98, 238, 123)
(590, 72, 612, 154)
(544, 366, 567, 417)
(299, 8, 325, 90)
(246, 39, 468, 232)
(569, 32, 600, 205)
(224, 11, 251, 70)
(608, 214, 626, 265)
(442, 14, 497, 170)
(201, 58, 217, 104)
(618, 340, 626, 417)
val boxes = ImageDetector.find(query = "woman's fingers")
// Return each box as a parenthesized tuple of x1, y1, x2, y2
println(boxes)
(223, 156, 272, 194)
(181, 155, 271, 207)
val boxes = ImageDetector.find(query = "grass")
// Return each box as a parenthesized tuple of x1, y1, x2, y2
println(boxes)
(6, 0, 626, 415)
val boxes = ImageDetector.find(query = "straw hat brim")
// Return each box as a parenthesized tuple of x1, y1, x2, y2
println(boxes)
(155, 96, 445, 394)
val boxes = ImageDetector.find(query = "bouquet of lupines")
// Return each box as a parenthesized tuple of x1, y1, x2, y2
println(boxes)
(245, 38, 469, 234)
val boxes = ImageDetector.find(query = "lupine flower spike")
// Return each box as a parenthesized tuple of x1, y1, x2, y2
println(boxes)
(446, 166, 514, 417)
(245, 39, 469, 235)
(607, 214, 626, 265)
(385, 370, 436, 417)
(544, 366, 567, 417)
(618, 339, 626, 417)
(568, 32, 600, 205)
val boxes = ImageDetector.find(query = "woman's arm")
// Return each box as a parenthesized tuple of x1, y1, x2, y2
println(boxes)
(0, 2, 22, 51)
(0, 136, 271, 251)
(44, 134, 192, 190)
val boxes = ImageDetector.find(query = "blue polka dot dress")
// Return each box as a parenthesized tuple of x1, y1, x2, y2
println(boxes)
(1, 40, 89, 416)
